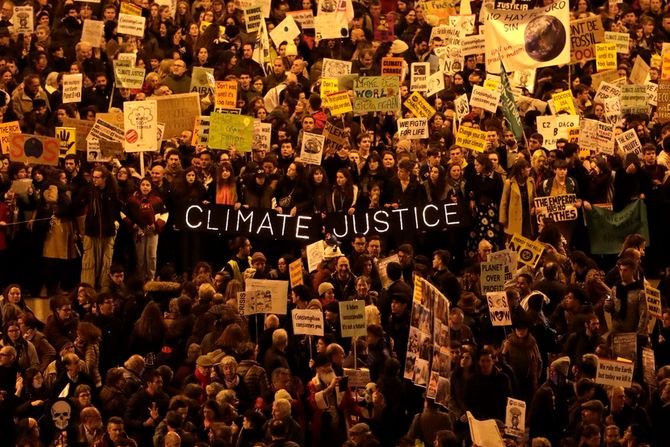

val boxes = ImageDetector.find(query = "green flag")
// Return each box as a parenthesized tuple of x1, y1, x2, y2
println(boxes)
(499, 65, 524, 141)
(585, 200, 650, 255)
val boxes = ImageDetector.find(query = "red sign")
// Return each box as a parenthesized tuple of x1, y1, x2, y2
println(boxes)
(125, 129, 138, 143)
(9, 134, 59, 166)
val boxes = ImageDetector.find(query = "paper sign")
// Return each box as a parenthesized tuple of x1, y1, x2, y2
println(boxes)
(86, 139, 111, 163)
(353, 76, 400, 113)
(377, 254, 399, 289)
(124, 100, 157, 152)
(658, 80, 670, 123)
(55, 127, 77, 158)
(306, 240, 325, 273)
(382, 57, 404, 78)
(81, 19, 104, 47)
(662, 53, 670, 80)
(245, 279, 289, 315)
(118, 13, 145, 37)
(616, 129, 642, 156)
(612, 332, 637, 362)
(252, 119, 271, 152)
(62, 118, 94, 150)
(536, 115, 580, 150)
(455, 126, 487, 152)
(646, 81, 658, 107)
(411, 63, 429, 92)
(481, 261, 506, 294)
(505, 398, 526, 438)
(467, 411, 505, 447)
(487, 291, 511, 326)
(286, 9, 314, 29)
(215, 80, 237, 109)
(244, 6, 262, 32)
(621, 84, 647, 115)
(594, 81, 622, 104)
(570, 16, 605, 64)
(155, 93, 201, 139)
(190, 67, 215, 96)
(509, 233, 544, 268)
(404, 92, 435, 119)
(325, 92, 352, 116)
(470, 85, 500, 113)
(0, 121, 20, 154)
(114, 63, 145, 89)
(534, 194, 578, 222)
(398, 118, 428, 139)
(630, 55, 650, 85)
(427, 71, 445, 97)
(289, 259, 303, 287)
(552, 90, 576, 115)
(344, 368, 371, 388)
(596, 43, 617, 71)
(462, 34, 486, 56)
(322, 58, 352, 78)
(489, 249, 517, 282)
(292, 309, 324, 336)
(87, 118, 124, 143)
(62, 74, 83, 104)
(9, 134, 60, 166)
(269, 15, 300, 47)
(596, 358, 634, 388)
(339, 300, 366, 337)
(642, 347, 656, 386)
(209, 112, 253, 151)
(300, 132, 325, 165)
(321, 78, 339, 97)
(645, 284, 662, 319)
(605, 31, 629, 54)
(120, 1, 142, 15)
(13, 6, 33, 34)
(237, 290, 272, 316)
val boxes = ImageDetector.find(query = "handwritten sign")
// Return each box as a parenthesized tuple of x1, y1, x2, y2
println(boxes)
(596, 358, 634, 388)
(339, 300, 366, 337)
(292, 309, 324, 336)
(0, 121, 20, 154)
(62, 74, 83, 104)
(534, 194, 578, 222)
(487, 291, 511, 326)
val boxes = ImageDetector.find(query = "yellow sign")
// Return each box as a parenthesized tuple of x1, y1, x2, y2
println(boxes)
(552, 90, 577, 115)
(120, 1, 142, 15)
(455, 126, 487, 153)
(215, 80, 238, 109)
(325, 92, 352, 116)
(651, 54, 661, 69)
(484, 79, 500, 92)
(55, 127, 77, 158)
(321, 78, 338, 96)
(404, 92, 436, 119)
(645, 284, 662, 319)
(596, 43, 617, 71)
(0, 121, 20, 154)
(509, 234, 544, 268)
(289, 259, 303, 287)
(662, 53, 670, 80)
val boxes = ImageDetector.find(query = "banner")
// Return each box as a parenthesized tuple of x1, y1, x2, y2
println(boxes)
(292, 309, 324, 336)
(411, 63, 429, 92)
(178, 201, 467, 242)
(487, 291, 512, 326)
(455, 126, 487, 152)
(300, 132, 325, 165)
(353, 77, 400, 113)
(570, 16, 604, 64)
(208, 112, 253, 151)
(585, 200, 650, 255)
(509, 233, 544, 268)
(9, 134, 60, 166)
(534, 194, 577, 222)
(124, 100, 157, 152)
(62, 74, 83, 104)
(484, 0, 570, 72)
(245, 279, 288, 315)
(596, 358, 634, 388)
(404, 92, 435, 118)
(339, 300, 366, 338)
(398, 118, 429, 139)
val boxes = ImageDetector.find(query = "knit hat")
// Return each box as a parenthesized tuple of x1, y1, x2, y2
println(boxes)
(390, 39, 409, 55)
(251, 252, 267, 263)
(275, 389, 292, 402)
(581, 399, 605, 413)
(318, 282, 334, 296)
(550, 356, 570, 377)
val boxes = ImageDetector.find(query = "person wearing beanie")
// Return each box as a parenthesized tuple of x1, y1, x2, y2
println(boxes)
(317, 282, 335, 305)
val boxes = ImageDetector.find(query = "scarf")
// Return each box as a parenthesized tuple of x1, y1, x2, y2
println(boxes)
(615, 280, 641, 320)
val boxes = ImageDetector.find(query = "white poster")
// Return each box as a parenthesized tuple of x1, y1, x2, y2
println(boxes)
(486, 291, 512, 326)
(484, 1, 570, 72)
(253, 120, 272, 152)
(411, 62, 429, 92)
(467, 412, 505, 447)
(306, 240, 325, 272)
(13, 6, 33, 34)
(245, 278, 288, 315)
(269, 15, 300, 47)
(616, 128, 642, 156)
(339, 300, 366, 338)
(300, 132, 325, 165)
(470, 85, 501, 113)
(536, 115, 580, 150)
(62, 74, 83, 104)
(81, 19, 104, 47)
(398, 118, 429, 139)
(427, 71, 445, 97)
(292, 309, 324, 336)
(124, 100, 158, 152)
(237, 290, 272, 316)
(322, 58, 352, 78)
(505, 398, 526, 438)
(117, 13, 146, 37)
(595, 358, 634, 388)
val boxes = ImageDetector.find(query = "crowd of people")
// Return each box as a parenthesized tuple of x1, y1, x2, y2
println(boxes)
(0, 0, 669, 447)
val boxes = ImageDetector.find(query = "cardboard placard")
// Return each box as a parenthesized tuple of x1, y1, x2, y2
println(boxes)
(322, 58, 352, 78)
(9, 134, 60, 166)
(509, 233, 544, 268)
(353, 76, 400, 113)
(481, 260, 506, 294)
(289, 259, 303, 287)
(404, 92, 436, 119)
(114, 63, 145, 89)
(244, 6, 262, 33)
(570, 16, 604, 64)
(190, 67, 215, 96)
(534, 194, 578, 222)
(615, 128, 642, 156)
(154, 93, 201, 139)
(645, 284, 662, 319)
(62, 118, 94, 150)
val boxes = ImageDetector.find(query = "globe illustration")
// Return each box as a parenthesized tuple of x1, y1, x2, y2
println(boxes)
(524, 15, 567, 62)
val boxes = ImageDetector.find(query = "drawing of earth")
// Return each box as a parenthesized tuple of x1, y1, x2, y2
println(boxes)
(524, 15, 566, 62)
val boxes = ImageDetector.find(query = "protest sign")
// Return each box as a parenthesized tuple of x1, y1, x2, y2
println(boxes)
(603, 96, 621, 123)
(435, 44, 463, 75)
(470, 85, 501, 113)
(244, 6, 262, 32)
(484, 1, 570, 72)
(339, 300, 366, 337)
(237, 290, 272, 316)
(63, 118, 94, 150)
(245, 279, 288, 315)
(596, 42, 617, 71)
(86, 139, 111, 163)
(209, 113, 253, 151)
(536, 115, 580, 150)
(612, 332, 637, 362)
(424, 0, 457, 23)
(124, 100, 157, 152)
(344, 369, 371, 388)
(487, 291, 512, 326)
(630, 55, 650, 85)
(534, 194, 578, 222)
(193, 116, 210, 147)
(454, 94, 470, 122)
(489, 249, 517, 282)
(382, 57, 404, 78)
(594, 81, 622, 104)
(467, 412, 505, 447)
(306, 240, 324, 272)
(621, 84, 648, 114)
(292, 309, 324, 336)
(117, 13, 145, 37)
(114, 64, 145, 89)
(662, 53, 670, 80)
(596, 358, 634, 388)
(591, 69, 620, 90)
(616, 129, 642, 156)
(252, 120, 271, 152)
(505, 398, 526, 438)
(398, 118, 428, 139)
(570, 16, 604, 64)
(325, 92, 352, 116)
(269, 15, 300, 47)
(605, 31, 629, 54)
(427, 71, 446, 97)
(286, 9, 314, 28)
(155, 93, 201, 139)
(81, 19, 104, 47)
(404, 92, 435, 118)
(9, 134, 60, 166)
(0, 121, 21, 154)
(462, 34, 486, 56)
(658, 80, 670, 123)
(87, 118, 124, 143)
(481, 260, 506, 294)
(215, 80, 237, 109)
(646, 81, 658, 106)
(323, 122, 349, 152)
(455, 126, 487, 152)
(55, 127, 77, 158)
(300, 133, 325, 165)
(585, 200, 650, 255)
(13, 6, 33, 34)
(289, 259, 303, 287)
(646, 284, 662, 319)
(353, 77, 400, 113)
(509, 233, 544, 268)
(642, 347, 656, 386)
(552, 90, 576, 114)
(99, 140, 124, 159)
(411, 63, 429, 92)
(314, 13, 350, 40)
(62, 74, 82, 104)
(120, 1, 142, 15)
(190, 67, 214, 96)
(320, 78, 338, 97)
